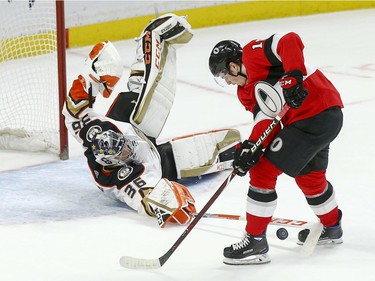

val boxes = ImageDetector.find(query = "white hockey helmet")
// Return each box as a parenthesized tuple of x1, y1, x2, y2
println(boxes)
(91, 130, 136, 166)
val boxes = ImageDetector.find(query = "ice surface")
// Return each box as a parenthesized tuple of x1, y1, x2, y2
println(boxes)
(1, 9, 375, 281)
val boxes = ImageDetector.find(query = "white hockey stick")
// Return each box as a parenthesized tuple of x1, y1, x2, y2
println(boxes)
(299, 222, 323, 256)
(119, 104, 290, 269)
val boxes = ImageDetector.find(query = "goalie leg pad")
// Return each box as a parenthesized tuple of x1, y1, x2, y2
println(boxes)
(146, 178, 196, 228)
(129, 32, 177, 138)
(170, 129, 241, 179)
(126, 13, 193, 138)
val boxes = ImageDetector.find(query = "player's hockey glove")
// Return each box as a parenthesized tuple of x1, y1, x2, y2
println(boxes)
(232, 140, 263, 176)
(279, 70, 308, 109)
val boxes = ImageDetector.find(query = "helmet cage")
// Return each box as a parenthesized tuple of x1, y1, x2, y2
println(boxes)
(91, 130, 135, 166)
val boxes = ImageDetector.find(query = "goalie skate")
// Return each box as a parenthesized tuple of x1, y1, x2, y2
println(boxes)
(223, 233, 271, 265)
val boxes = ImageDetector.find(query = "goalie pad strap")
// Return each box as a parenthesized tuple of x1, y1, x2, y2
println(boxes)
(144, 13, 193, 44)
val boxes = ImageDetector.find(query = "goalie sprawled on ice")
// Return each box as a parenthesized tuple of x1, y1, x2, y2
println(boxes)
(63, 14, 240, 227)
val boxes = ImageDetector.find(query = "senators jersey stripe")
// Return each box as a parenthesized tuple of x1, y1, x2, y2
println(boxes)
(264, 35, 281, 66)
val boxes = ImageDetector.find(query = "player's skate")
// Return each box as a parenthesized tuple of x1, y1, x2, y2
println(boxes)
(298, 209, 343, 245)
(223, 233, 270, 265)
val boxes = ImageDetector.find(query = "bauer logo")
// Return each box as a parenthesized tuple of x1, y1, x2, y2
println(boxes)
(117, 166, 133, 181)
(86, 125, 102, 142)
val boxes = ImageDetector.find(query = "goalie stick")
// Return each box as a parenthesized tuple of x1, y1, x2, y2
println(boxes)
(196, 212, 312, 228)
(119, 104, 290, 269)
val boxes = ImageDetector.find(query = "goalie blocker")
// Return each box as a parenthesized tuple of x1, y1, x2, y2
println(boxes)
(145, 179, 196, 227)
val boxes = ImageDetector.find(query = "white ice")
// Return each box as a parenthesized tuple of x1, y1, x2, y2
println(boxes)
(1, 9, 375, 281)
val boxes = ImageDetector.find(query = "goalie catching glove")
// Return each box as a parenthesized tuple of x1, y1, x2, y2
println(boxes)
(145, 178, 196, 228)
(84, 40, 123, 98)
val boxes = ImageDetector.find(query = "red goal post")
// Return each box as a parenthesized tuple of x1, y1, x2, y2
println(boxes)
(0, 0, 68, 160)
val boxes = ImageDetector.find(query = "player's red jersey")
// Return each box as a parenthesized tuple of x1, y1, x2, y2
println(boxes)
(237, 32, 344, 146)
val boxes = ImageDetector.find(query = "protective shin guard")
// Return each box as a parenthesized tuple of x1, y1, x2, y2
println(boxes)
(245, 186, 277, 235)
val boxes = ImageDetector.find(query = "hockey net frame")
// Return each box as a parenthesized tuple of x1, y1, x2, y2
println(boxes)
(0, 0, 68, 160)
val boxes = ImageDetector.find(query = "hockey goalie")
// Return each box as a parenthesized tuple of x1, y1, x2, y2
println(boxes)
(62, 14, 241, 227)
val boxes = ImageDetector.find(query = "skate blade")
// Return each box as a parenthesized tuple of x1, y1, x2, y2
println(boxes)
(297, 238, 343, 246)
(317, 238, 343, 246)
(223, 253, 271, 265)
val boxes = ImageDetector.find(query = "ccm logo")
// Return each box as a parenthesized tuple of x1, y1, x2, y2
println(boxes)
(143, 31, 162, 69)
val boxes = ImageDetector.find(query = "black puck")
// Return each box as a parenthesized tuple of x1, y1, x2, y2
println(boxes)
(276, 227, 288, 240)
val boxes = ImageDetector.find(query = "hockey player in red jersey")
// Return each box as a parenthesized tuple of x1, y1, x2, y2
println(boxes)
(209, 32, 344, 265)
(63, 14, 240, 228)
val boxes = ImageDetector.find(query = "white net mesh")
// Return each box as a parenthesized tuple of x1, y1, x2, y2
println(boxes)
(0, 0, 59, 153)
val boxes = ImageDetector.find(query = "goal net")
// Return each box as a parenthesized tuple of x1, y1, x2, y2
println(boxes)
(0, 0, 68, 159)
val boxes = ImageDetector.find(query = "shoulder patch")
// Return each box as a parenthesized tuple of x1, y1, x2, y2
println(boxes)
(86, 125, 102, 142)
(117, 166, 133, 181)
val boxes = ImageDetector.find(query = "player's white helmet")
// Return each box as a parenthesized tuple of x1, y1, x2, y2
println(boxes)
(91, 130, 136, 166)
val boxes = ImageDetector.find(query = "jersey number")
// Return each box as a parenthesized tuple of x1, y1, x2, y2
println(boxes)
(123, 177, 147, 199)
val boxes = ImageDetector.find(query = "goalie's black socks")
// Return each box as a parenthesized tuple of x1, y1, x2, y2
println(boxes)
(298, 209, 343, 245)
(223, 233, 270, 265)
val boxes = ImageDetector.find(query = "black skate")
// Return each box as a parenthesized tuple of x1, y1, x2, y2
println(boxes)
(223, 233, 270, 265)
(298, 209, 343, 245)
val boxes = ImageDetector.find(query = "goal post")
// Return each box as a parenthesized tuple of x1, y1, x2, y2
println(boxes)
(56, 0, 69, 160)
(0, 0, 69, 160)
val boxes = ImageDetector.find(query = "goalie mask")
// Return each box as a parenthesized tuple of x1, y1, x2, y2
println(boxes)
(91, 130, 136, 166)
(209, 40, 243, 86)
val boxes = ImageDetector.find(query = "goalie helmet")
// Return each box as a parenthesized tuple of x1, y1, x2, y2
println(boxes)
(91, 130, 136, 166)
(208, 40, 243, 77)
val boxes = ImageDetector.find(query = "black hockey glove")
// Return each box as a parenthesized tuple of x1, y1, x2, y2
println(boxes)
(232, 140, 263, 176)
(279, 70, 308, 109)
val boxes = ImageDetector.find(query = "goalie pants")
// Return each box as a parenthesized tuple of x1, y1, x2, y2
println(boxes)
(246, 106, 343, 235)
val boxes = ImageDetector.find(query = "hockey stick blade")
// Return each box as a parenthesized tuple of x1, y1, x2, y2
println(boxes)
(119, 255, 162, 270)
(300, 222, 323, 256)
